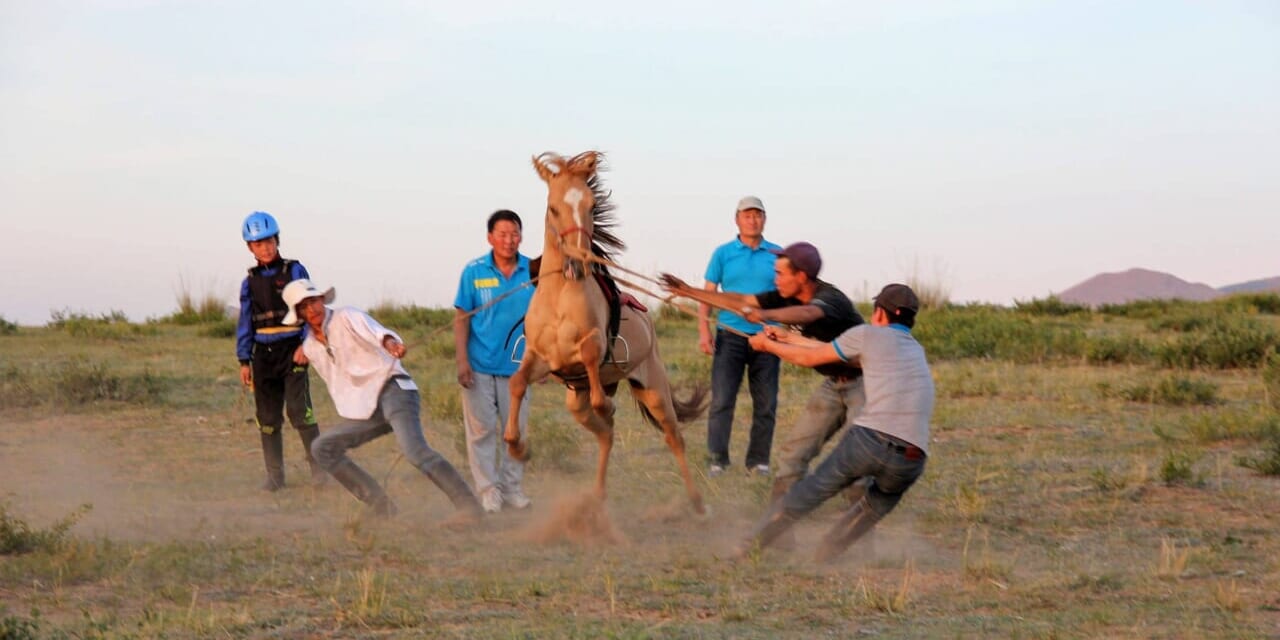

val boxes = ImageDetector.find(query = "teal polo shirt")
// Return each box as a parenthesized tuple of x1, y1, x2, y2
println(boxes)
(704, 237, 780, 335)
(453, 252, 533, 376)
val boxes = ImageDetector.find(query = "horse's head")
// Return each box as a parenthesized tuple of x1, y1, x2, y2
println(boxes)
(533, 151, 601, 280)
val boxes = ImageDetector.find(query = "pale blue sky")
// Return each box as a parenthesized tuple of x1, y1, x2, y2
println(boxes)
(2, 1, 1277, 325)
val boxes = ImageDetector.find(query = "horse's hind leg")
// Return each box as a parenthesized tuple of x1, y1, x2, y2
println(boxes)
(567, 387, 614, 500)
(631, 382, 706, 515)
(576, 328, 614, 418)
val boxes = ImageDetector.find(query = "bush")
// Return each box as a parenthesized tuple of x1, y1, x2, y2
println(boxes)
(0, 360, 167, 409)
(1236, 435, 1280, 476)
(1146, 312, 1217, 333)
(1097, 298, 1200, 319)
(369, 304, 454, 331)
(914, 305, 1086, 363)
(199, 318, 238, 338)
(1086, 335, 1153, 365)
(1159, 450, 1202, 486)
(1156, 317, 1278, 369)
(0, 316, 17, 336)
(1014, 296, 1090, 317)
(1213, 293, 1280, 315)
(1154, 407, 1280, 444)
(1118, 376, 1219, 406)
(47, 309, 155, 339)
(1262, 350, 1280, 413)
(0, 502, 91, 555)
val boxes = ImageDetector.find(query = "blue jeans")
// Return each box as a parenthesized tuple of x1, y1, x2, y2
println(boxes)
(707, 330, 780, 468)
(781, 425, 926, 520)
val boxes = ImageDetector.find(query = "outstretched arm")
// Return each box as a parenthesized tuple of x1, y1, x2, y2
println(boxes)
(748, 331, 842, 368)
(660, 273, 758, 314)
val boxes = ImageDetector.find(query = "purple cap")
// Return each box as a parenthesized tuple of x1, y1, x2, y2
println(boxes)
(770, 242, 822, 279)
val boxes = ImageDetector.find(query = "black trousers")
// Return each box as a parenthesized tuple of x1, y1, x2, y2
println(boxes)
(252, 337, 316, 433)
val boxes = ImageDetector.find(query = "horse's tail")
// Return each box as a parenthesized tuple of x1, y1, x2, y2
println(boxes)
(629, 381, 709, 431)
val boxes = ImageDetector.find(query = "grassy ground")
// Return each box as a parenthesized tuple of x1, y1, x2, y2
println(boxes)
(1, 302, 1279, 638)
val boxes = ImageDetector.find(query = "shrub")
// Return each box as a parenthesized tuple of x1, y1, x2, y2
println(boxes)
(1086, 335, 1153, 365)
(48, 309, 155, 339)
(1146, 312, 1217, 333)
(1159, 450, 1202, 486)
(0, 316, 17, 336)
(0, 502, 91, 555)
(914, 305, 1085, 363)
(199, 318, 238, 338)
(1118, 376, 1218, 406)
(1262, 350, 1280, 413)
(1213, 293, 1280, 315)
(0, 360, 166, 409)
(1097, 298, 1200, 319)
(369, 304, 453, 331)
(1014, 296, 1089, 317)
(1154, 407, 1280, 444)
(1236, 435, 1280, 476)
(1156, 317, 1278, 369)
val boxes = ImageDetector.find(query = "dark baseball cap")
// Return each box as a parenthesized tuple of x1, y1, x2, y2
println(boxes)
(874, 283, 920, 314)
(770, 242, 822, 279)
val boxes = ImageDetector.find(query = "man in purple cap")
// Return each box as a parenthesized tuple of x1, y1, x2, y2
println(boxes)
(661, 241, 864, 518)
(733, 283, 933, 563)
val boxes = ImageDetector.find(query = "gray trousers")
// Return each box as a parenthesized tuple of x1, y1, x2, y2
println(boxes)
(460, 372, 528, 496)
(312, 380, 451, 476)
(774, 376, 866, 483)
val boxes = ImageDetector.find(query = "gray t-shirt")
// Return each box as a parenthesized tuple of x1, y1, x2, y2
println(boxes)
(832, 324, 934, 453)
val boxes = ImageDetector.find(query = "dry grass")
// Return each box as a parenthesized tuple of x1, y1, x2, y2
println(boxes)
(1, 310, 1279, 637)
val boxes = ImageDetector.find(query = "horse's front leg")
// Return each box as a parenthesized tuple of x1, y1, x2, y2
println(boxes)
(576, 328, 613, 418)
(504, 353, 548, 462)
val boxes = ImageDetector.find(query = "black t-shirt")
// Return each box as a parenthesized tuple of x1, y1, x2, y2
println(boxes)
(757, 281, 864, 379)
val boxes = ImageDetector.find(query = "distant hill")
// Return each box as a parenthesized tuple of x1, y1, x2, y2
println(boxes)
(1057, 268, 1221, 306)
(1219, 276, 1280, 294)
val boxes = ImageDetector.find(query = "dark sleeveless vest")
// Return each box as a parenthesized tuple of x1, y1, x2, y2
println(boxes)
(247, 259, 297, 330)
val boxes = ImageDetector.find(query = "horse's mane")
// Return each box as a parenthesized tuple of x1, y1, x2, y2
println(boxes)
(569, 151, 625, 263)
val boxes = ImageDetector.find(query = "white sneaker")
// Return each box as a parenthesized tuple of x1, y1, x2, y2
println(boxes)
(481, 489, 503, 514)
(502, 488, 532, 510)
(708, 464, 726, 477)
(750, 464, 771, 477)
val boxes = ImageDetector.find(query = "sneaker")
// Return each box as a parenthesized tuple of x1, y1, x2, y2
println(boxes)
(480, 489, 503, 514)
(708, 464, 726, 477)
(502, 488, 532, 510)
(750, 464, 771, 477)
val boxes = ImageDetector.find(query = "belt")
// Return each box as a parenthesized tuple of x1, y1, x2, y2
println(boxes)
(829, 373, 862, 384)
(867, 428, 925, 460)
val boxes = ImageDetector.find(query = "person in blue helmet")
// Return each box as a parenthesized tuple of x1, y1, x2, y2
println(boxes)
(236, 211, 325, 491)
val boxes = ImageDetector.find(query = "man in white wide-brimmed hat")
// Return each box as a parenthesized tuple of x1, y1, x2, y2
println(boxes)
(281, 279, 482, 522)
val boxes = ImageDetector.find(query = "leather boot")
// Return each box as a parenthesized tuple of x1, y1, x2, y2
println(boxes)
(731, 501, 798, 559)
(260, 428, 285, 491)
(329, 459, 396, 516)
(421, 458, 483, 519)
(814, 495, 882, 564)
(296, 425, 327, 486)
(767, 477, 798, 551)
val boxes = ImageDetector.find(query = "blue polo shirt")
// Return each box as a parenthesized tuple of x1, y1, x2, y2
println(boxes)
(454, 252, 533, 376)
(704, 236, 780, 335)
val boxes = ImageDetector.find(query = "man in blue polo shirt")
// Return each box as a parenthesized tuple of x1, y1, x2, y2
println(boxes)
(698, 196, 782, 477)
(453, 210, 535, 513)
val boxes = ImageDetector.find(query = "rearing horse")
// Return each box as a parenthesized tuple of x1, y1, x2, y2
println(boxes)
(503, 151, 707, 515)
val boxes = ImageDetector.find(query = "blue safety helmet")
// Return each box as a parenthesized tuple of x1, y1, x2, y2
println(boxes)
(242, 211, 280, 242)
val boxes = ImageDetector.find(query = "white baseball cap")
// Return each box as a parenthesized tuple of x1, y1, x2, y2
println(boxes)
(281, 279, 335, 326)
(736, 196, 765, 213)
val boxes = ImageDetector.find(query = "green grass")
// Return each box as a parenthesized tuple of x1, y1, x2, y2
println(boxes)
(0, 299, 1278, 637)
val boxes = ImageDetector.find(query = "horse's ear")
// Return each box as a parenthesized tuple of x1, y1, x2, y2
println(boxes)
(532, 155, 555, 183)
(566, 151, 599, 177)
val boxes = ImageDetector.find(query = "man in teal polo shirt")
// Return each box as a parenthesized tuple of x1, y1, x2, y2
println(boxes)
(453, 210, 535, 513)
(699, 196, 782, 476)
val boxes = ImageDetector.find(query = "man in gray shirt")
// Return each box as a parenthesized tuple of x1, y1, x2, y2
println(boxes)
(733, 284, 934, 562)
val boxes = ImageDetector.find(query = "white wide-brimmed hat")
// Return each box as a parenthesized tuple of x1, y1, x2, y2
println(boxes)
(281, 279, 335, 326)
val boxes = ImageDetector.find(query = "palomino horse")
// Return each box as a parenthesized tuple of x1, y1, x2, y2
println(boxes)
(502, 151, 708, 515)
